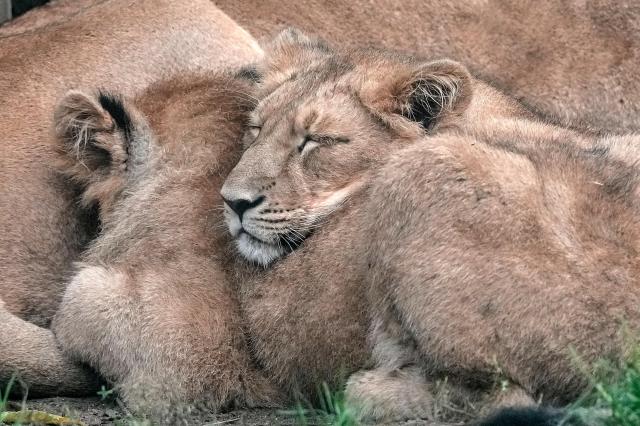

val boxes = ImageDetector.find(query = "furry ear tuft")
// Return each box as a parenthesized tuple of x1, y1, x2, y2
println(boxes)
(361, 59, 473, 135)
(54, 89, 136, 209)
(270, 28, 330, 53)
(54, 90, 132, 176)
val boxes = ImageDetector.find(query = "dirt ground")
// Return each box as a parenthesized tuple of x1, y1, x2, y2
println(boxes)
(8, 397, 294, 425)
(5, 396, 455, 425)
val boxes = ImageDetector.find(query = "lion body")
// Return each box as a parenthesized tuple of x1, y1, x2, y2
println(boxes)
(222, 32, 640, 421)
(347, 120, 640, 419)
(0, 0, 261, 396)
(0, 0, 260, 326)
(49, 72, 281, 416)
(216, 0, 640, 133)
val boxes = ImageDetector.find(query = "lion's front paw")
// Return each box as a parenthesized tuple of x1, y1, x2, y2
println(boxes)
(345, 367, 435, 422)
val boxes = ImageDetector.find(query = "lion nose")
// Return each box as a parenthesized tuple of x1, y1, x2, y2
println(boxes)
(222, 196, 265, 220)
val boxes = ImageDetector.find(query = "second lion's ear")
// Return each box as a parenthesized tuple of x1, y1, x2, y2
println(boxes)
(54, 90, 143, 209)
(360, 59, 473, 136)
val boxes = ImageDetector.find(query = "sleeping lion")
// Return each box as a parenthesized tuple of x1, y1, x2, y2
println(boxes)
(223, 30, 640, 424)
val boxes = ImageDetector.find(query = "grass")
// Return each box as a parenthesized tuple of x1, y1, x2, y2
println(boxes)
(1, 348, 639, 426)
(0, 375, 15, 413)
(281, 383, 359, 426)
(0, 375, 86, 425)
(569, 345, 640, 426)
(282, 347, 640, 426)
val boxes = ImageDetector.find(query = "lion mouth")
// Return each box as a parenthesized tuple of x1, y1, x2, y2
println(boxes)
(239, 227, 310, 253)
(234, 228, 312, 266)
(235, 231, 286, 266)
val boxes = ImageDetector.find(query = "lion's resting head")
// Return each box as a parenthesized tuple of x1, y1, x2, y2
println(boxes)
(221, 29, 524, 265)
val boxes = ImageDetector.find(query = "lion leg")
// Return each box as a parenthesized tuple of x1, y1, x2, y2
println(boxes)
(345, 367, 536, 423)
(345, 310, 433, 421)
(346, 307, 536, 423)
(0, 299, 99, 397)
(52, 264, 282, 418)
(345, 313, 468, 422)
(345, 366, 436, 422)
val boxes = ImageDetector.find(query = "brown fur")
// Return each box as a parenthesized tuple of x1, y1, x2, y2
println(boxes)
(3, 11, 638, 420)
(0, 0, 97, 36)
(51, 73, 281, 418)
(0, 0, 261, 396)
(223, 32, 640, 422)
(40, 29, 533, 416)
(350, 123, 640, 421)
(222, 29, 526, 401)
(216, 0, 640, 133)
(0, 299, 99, 396)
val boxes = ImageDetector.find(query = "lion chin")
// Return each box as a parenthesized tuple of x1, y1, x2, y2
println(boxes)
(235, 232, 286, 266)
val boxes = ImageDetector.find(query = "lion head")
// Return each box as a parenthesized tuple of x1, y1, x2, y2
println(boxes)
(221, 29, 523, 265)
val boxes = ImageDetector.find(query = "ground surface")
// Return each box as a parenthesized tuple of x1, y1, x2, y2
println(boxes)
(9, 397, 295, 425)
(6, 397, 454, 425)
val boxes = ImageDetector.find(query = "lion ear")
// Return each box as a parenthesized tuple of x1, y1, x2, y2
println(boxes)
(54, 90, 133, 175)
(259, 28, 332, 90)
(54, 90, 143, 208)
(361, 59, 473, 134)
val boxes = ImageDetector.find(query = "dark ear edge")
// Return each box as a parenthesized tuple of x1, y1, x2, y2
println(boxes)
(235, 65, 263, 84)
(361, 59, 473, 135)
(54, 89, 132, 179)
(97, 91, 134, 141)
(398, 60, 473, 131)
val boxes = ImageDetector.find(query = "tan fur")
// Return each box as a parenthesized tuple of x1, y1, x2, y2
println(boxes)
(0, 0, 98, 36)
(8, 1, 639, 133)
(0, 0, 261, 396)
(51, 73, 281, 419)
(216, 0, 640, 133)
(221, 29, 524, 402)
(3, 9, 638, 420)
(223, 32, 640, 422)
(0, 300, 99, 397)
(4, 0, 638, 408)
(351, 122, 640, 421)
(39, 30, 537, 417)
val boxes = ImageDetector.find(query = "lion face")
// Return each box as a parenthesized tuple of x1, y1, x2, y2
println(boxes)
(221, 30, 473, 265)
(223, 87, 387, 265)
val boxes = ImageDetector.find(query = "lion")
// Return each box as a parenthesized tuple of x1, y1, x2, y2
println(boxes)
(4, 1, 638, 412)
(47, 70, 282, 418)
(216, 0, 640, 134)
(0, 0, 261, 396)
(221, 30, 640, 423)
